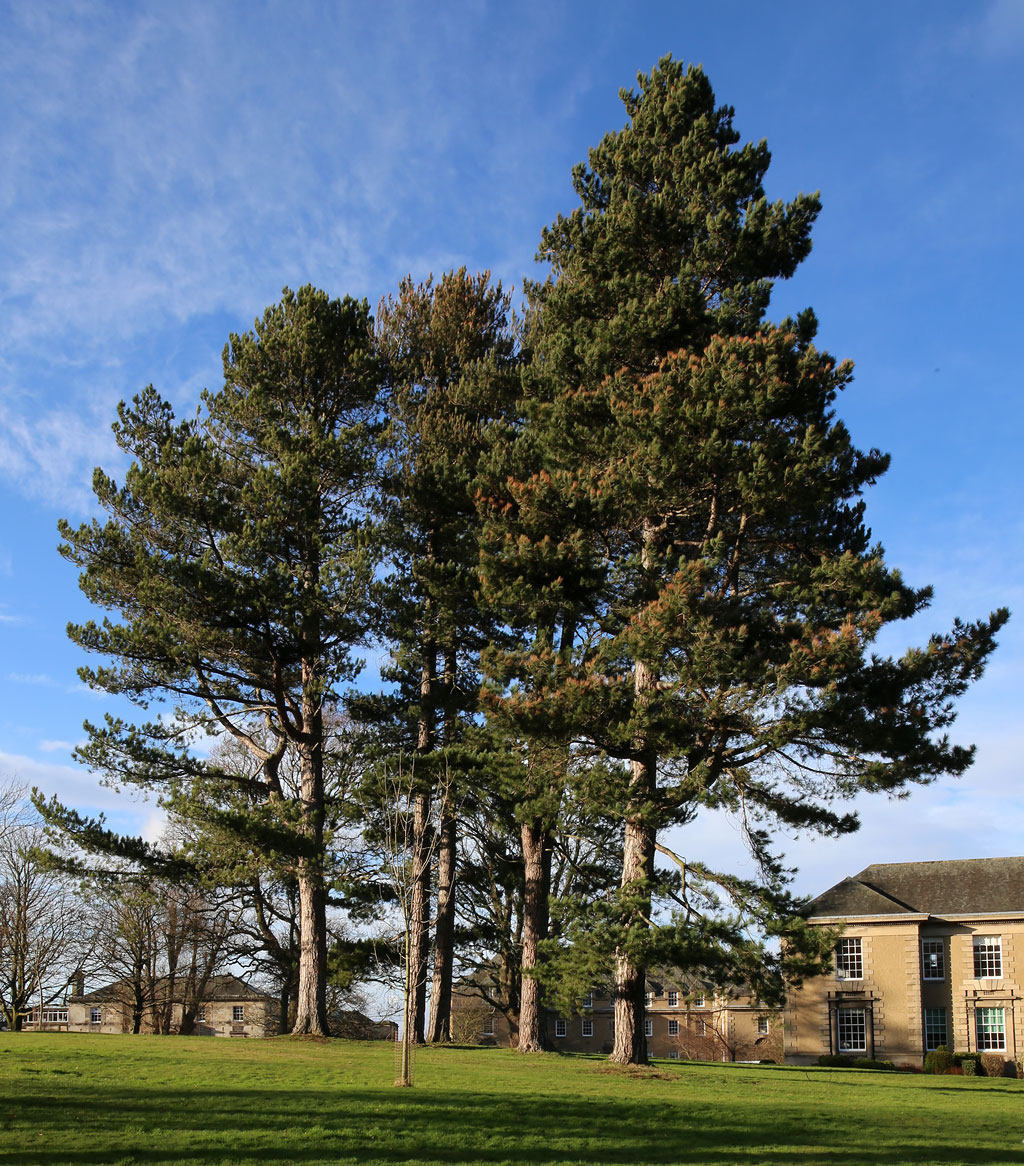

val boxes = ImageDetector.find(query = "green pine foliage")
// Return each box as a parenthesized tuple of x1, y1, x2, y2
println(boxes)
(47, 286, 382, 1035)
(478, 57, 1007, 1062)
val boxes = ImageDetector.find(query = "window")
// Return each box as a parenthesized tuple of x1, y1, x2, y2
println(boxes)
(837, 1007, 867, 1053)
(668, 1019, 679, 1036)
(40, 1009, 68, 1024)
(668, 1050, 680, 1060)
(924, 1008, 947, 1051)
(692, 993, 706, 1008)
(694, 1018, 706, 1036)
(757, 1016, 770, 1035)
(581, 992, 593, 1009)
(973, 936, 1002, 979)
(232, 1005, 245, 1023)
(836, 937, 863, 980)
(90, 1007, 102, 1024)
(554, 1019, 566, 1038)
(921, 939, 945, 981)
(645, 991, 654, 1007)
(976, 1007, 1006, 1051)
(196, 1005, 206, 1023)
(644, 1019, 653, 1037)
(667, 991, 678, 1007)
(582, 1018, 593, 1038)
(482, 1014, 495, 1036)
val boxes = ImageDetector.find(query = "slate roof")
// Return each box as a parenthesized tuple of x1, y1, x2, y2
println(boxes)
(69, 973, 270, 1005)
(806, 857, 1024, 919)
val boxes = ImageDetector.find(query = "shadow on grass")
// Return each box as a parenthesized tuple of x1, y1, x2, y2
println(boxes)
(5, 1079, 1023, 1166)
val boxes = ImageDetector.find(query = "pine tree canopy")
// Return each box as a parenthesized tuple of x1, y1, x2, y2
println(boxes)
(477, 59, 1007, 1048)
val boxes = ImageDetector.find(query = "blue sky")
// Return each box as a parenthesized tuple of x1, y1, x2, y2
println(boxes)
(1, 0, 1022, 897)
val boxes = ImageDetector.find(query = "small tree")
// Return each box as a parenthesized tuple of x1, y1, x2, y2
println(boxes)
(361, 757, 452, 1084)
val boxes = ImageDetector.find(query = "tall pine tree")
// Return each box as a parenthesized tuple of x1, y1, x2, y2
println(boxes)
(369, 269, 518, 1042)
(481, 59, 1007, 1064)
(50, 286, 381, 1036)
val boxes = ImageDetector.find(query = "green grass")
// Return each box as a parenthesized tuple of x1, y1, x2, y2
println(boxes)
(2, 1035, 1023, 1166)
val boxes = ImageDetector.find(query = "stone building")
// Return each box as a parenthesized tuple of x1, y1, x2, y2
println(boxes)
(785, 857, 1024, 1071)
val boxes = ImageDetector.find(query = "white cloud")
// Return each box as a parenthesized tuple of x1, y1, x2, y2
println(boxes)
(0, 748, 153, 836)
(38, 739, 76, 753)
(9, 672, 59, 687)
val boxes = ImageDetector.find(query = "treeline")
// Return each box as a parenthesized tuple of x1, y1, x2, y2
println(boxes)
(31, 59, 1005, 1065)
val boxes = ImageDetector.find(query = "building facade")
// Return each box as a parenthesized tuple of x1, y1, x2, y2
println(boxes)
(62, 974, 279, 1038)
(453, 969, 780, 1061)
(785, 857, 1024, 1070)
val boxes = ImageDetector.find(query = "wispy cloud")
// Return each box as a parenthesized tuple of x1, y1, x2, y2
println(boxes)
(9, 672, 59, 687)
(0, 748, 152, 828)
(0, 0, 590, 507)
(974, 0, 1024, 57)
(38, 739, 77, 753)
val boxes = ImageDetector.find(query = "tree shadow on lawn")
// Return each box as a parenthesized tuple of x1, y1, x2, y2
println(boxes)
(5, 1083, 1023, 1166)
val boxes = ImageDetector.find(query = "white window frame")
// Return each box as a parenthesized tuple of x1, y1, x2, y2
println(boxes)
(40, 1008, 68, 1024)
(976, 1007, 1006, 1051)
(668, 1049, 680, 1060)
(694, 1018, 706, 1036)
(581, 992, 593, 1009)
(668, 1019, 679, 1036)
(554, 1019, 566, 1038)
(89, 1007, 102, 1024)
(644, 1019, 653, 1037)
(973, 936, 1002, 979)
(482, 1013, 495, 1036)
(836, 937, 863, 980)
(644, 991, 654, 1007)
(667, 990, 678, 1007)
(837, 1007, 867, 1053)
(921, 938, 945, 981)
(232, 1005, 245, 1023)
(196, 1005, 206, 1023)
(924, 1007, 947, 1051)
(581, 1018, 593, 1038)
(692, 993, 706, 1008)
(757, 1016, 770, 1034)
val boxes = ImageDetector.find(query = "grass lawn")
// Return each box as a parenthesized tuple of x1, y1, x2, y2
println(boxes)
(2, 1034, 1023, 1166)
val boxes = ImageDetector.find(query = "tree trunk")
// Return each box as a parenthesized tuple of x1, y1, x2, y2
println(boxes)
(426, 806, 456, 1042)
(291, 692, 331, 1035)
(408, 790, 432, 1044)
(408, 632, 436, 1045)
(610, 517, 660, 1065)
(292, 863, 329, 1034)
(518, 818, 552, 1053)
(610, 756, 657, 1064)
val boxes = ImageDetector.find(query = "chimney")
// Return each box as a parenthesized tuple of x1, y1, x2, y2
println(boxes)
(73, 972, 85, 997)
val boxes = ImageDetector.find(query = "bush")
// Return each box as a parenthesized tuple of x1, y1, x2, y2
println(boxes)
(955, 1051, 984, 1076)
(816, 1054, 894, 1071)
(924, 1046, 953, 1075)
(980, 1053, 1013, 1078)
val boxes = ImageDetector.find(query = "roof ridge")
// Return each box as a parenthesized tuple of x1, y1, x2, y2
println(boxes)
(856, 879, 917, 912)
